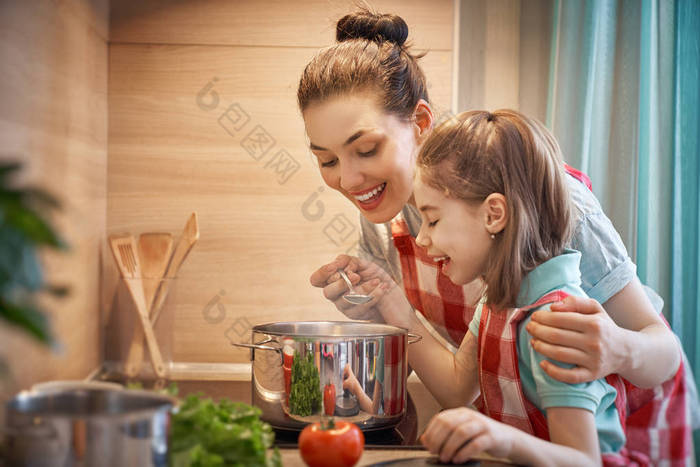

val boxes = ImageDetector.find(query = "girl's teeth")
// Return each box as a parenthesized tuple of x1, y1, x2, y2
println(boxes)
(433, 256, 449, 262)
(355, 183, 386, 202)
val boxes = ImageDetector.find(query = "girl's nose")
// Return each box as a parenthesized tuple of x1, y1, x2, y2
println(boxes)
(416, 226, 430, 248)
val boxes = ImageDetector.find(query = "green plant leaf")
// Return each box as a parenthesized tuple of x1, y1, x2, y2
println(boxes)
(0, 226, 44, 292)
(0, 162, 22, 181)
(45, 285, 70, 297)
(0, 199, 66, 249)
(0, 299, 52, 344)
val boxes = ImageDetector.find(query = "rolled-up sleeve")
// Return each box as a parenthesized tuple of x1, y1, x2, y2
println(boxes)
(569, 212, 637, 305)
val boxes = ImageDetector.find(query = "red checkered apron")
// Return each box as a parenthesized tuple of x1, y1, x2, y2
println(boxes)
(475, 290, 693, 466)
(382, 334, 407, 416)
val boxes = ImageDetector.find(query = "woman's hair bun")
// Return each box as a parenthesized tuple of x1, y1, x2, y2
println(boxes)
(336, 10, 409, 47)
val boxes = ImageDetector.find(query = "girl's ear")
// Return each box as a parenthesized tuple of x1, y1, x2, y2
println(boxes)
(413, 99, 434, 143)
(484, 193, 508, 234)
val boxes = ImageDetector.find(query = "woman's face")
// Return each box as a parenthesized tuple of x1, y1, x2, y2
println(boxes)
(303, 93, 422, 224)
(413, 173, 493, 286)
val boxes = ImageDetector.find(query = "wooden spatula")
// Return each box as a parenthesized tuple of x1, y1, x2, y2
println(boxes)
(151, 212, 200, 325)
(124, 233, 173, 377)
(109, 234, 167, 379)
(138, 233, 173, 312)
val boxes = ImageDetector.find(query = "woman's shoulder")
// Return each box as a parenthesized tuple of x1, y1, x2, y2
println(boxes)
(565, 172, 603, 219)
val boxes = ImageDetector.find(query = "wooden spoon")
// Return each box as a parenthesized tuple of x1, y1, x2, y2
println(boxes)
(124, 233, 173, 377)
(151, 212, 200, 325)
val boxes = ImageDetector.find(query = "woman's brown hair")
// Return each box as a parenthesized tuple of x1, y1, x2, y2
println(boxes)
(297, 8, 429, 119)
(417, 110, 574, 310)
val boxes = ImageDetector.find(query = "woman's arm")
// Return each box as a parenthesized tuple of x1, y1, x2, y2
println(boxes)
(420, 407, 601, 466)
(527, 278, 680, 387)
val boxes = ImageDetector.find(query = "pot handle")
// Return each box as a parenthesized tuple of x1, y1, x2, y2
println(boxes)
(408, 333, 422, 344)
(232, 336, 280, 352)
(232, 342, 281, 353)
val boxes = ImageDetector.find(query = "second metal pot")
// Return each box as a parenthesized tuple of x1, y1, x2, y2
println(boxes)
(233, 321, 421, 431)
(2, 387, 174, 467)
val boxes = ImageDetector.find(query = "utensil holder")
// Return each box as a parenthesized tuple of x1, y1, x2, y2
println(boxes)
(103, 277, 177, 380)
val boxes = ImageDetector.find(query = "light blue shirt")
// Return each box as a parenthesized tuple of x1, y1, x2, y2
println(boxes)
(469, 250, 626, 454)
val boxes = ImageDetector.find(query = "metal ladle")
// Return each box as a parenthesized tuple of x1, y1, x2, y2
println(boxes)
(337, 269, 373, 305)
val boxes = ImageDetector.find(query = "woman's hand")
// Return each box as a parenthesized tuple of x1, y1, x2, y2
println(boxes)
(526, 296, 625, 384)
(420, 408, 516, 463)
(309, 254, 399, 322)
(342, 364, 360, 393)
(527, 279, 681, 388)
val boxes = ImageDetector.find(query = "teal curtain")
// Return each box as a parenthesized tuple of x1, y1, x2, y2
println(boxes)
(671, 0, 700, 429)
(546, 0, 700, 442)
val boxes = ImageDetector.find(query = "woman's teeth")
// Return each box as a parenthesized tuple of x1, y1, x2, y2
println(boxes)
(433, 255, 450, 262)
(354, 183, 386, 202)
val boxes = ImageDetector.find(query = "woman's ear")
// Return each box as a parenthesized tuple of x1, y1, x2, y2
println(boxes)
(413, 99, 434, 143)
(484, 193, 508, 234)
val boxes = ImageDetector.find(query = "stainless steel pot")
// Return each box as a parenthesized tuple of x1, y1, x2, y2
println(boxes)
(2, 387, 174, 466)
(233, 321, 421, 431)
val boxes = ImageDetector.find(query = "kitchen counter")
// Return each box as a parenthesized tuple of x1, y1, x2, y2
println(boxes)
(92, 371, 514, 466)
(280, 448, 513, 466)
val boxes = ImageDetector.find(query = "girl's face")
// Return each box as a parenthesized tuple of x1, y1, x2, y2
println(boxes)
(413, 174, 494, 286)
(303, 93, 423, 224)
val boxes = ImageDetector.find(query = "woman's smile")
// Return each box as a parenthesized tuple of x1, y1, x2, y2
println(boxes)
(350, 182, 387, 210)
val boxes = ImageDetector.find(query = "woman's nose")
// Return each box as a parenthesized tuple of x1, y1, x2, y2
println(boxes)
(338, 158, 365, 191)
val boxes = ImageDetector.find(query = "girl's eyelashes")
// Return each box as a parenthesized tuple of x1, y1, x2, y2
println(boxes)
(320, 158, 338, 168)
(428, 219, 439, 227)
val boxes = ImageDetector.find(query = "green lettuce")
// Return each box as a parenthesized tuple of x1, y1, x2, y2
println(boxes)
(169, 394, 281, 467)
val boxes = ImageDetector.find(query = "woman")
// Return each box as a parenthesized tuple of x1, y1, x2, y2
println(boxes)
(298, 9, 685, 394)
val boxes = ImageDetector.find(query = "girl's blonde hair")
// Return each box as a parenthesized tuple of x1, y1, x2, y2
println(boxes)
(417, 110, 574, 310)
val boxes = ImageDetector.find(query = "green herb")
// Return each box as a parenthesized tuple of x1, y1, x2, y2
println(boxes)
(288, 351, 321, 416)
(169, 393, 281, 467)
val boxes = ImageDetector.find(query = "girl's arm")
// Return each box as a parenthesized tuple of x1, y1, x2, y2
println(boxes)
(421, 407, 601, 467)
(527, 278, 680, 388)
(374, 274, 481, 408)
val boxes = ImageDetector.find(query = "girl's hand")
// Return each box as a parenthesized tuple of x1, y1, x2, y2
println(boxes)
(309, 254, 398, 322)
(420, 408, 516, 463)
(526, 296, 624, 384)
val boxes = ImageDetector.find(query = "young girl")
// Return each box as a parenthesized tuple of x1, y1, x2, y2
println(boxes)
(394, 109, 690, 465)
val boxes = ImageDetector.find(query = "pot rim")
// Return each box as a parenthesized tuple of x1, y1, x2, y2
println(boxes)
(252, 321, 408, 338)
(5, 388, 175, 420)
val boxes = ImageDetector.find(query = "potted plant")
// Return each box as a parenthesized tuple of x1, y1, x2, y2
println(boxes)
(0, 161, 68, 351)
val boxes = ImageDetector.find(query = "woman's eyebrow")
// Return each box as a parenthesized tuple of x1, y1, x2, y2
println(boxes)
(419, 205, 438, 213)
(309, 129, 370, 151)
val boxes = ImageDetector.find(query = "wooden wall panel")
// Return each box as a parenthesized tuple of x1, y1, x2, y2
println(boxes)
(111, 0, 454, 50)
(107, 1, 453, 368)
(0, 0, 108, 399)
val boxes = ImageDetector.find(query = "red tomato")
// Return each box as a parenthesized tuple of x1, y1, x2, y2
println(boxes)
(323, 383, 336, 416)
(299, 419, 364, 467)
